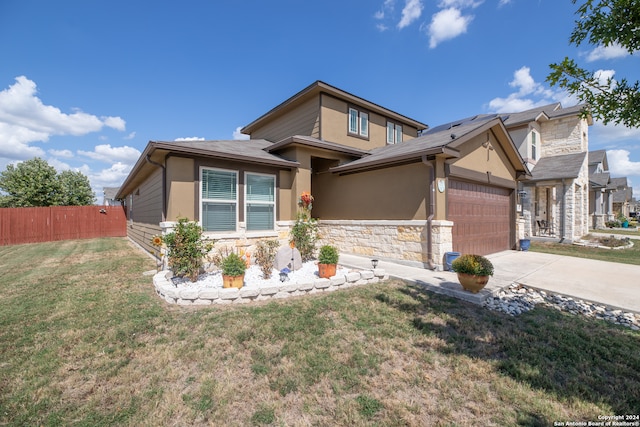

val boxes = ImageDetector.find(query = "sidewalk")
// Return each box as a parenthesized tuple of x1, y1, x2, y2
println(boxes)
(339, 250, 640, 313)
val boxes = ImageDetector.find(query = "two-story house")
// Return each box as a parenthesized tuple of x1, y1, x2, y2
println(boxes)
(116, 81, 529, 269)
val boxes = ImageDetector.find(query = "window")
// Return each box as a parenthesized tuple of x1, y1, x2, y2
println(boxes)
(348, 107, 369, 137)
(387, 121, 402, 144)
(201, 168, 237, 232)
(245, 173, 275, 231)
(531, 130, 539, 160)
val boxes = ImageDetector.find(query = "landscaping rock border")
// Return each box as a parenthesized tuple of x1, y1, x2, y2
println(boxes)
(485, 283, 640, 330)
(153, 268, 389, 305)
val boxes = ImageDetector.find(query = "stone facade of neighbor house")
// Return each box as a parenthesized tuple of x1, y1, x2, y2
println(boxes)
(502, 104, 591, 242)
(116, 81, 529, 270)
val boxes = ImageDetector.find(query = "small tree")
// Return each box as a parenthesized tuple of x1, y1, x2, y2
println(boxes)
(58, 170, 95, 205)
(163, 218, 215, 282)
(254, 239, 280, 279)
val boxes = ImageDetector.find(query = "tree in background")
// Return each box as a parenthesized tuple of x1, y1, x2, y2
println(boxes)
(0, 157, 95, 207)
(547, 0, 640, 128)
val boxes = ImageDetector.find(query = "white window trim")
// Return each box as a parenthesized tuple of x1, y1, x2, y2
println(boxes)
(530, 129, 539, 161)
(244, 171, 276, 232)
(387, 121, 402, 144)
(200, 166, 239, 233)
(348, 107, 369, 138)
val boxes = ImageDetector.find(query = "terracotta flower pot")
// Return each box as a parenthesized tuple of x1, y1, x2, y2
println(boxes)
(456, 273, 489, 293)
(222, 274, 244, 289)
(318, 263, 337, 279)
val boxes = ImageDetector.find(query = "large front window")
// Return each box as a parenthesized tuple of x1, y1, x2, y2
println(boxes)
(245, 173, 275, 231)
(201, 168, 237, 232)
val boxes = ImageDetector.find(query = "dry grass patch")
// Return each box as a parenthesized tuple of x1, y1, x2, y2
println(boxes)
(0, 238, 638, 426)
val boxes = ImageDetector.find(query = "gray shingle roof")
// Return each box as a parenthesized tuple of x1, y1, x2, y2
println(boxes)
(589, 149, 607, 165)
(590, 172, 610, 188)
(529, 152, 587, 181)
(151, 139, 300, 168)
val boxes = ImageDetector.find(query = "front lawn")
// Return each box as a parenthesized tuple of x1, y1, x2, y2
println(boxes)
(1, 238, 638, 426)
(530, 234, 640, 266)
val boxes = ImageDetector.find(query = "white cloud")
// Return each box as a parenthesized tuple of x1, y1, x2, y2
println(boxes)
(438, 0, 483, 8)
(78, 144, 141, 163)
(607, 150, 640, 176)
(586, 43, 629, 62)
(488, 66, 565, 112)
(48, 148, 74, 158)
(498, 0, 511, 5)
(0, 75, 127, 163)
(124, 131, 136, 140)
(233, 126, 250, 140)
(590, 121, 640, 144)
(593, 69, 616, 86)
(426, 8, 473, 48)
(398, 0, 423, 29)
(374, 10, 385, 20)
(175, 136, 205, 141)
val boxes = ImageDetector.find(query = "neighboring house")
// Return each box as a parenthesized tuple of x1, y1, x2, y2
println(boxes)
(116, 81, 529, 268)
(501, 103, 592, 242)
(588, 150, 615, 228)
(102, 187, 121, 206)
(611, 177, 633, 218)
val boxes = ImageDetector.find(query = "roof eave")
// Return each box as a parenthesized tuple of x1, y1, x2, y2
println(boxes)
(330, 146, 460, 175)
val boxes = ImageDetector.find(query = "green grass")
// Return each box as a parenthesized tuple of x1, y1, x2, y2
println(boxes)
(0, 238, 639, 426)
(530, 233, 640, 265)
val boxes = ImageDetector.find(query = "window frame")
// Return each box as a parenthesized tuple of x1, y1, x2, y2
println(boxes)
(387, 121, 403, 144)
(200, 166, 239, 233)
(530, 130, 539, 160)
(348, 106, 369, 139)
(244, 171, 276, 232)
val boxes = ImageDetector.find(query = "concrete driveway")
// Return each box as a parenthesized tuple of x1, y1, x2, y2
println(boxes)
(339, 250, 640, 313)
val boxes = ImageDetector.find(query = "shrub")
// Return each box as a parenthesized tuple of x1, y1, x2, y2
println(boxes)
(220, 252, 247, 277)
(254, 239, 280, 279)
(318, 245, 339, 265)
(163, 218, 214, 281)
(451, 254, 494, 276)
(290, 211, 318, 262)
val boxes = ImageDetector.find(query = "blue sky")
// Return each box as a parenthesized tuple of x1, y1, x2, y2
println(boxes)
(1, 0, 639, 201)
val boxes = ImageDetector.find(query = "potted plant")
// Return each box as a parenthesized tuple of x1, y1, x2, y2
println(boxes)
(450, 254, 494, 293)
(317, 245, 339, 278)
(220, 251, 247, 288)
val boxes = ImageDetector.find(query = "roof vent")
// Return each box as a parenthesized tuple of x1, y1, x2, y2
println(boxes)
(450, 133, 456, 140)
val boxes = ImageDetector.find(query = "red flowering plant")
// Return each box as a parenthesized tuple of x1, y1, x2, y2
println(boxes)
(290, 191, 318, 261)
(298, 191, 314, 211)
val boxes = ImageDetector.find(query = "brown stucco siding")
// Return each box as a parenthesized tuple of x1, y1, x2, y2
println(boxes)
(314, 162, 430, 220)
(250, 97, 320, 142)
(166, 156, 196, 221)
(449, 132, 517, 182)
(320, 94, 418, 150)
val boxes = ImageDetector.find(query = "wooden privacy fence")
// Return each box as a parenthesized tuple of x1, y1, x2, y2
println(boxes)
(0, 205, 127, 246)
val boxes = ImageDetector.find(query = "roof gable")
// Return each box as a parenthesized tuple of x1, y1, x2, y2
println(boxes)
(241, 80, 428, 136)
(529, 152, 587, 181)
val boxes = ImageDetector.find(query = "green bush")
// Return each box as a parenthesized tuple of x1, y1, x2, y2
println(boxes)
(163, 218, 214, 281)
(451, 254, 494, 276)
(318, 245, 339, 265)
(220, 252, 246, 277)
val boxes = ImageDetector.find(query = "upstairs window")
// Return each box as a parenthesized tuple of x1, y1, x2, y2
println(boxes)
(348, 107, 369, 138)
(530, 130, 539, 160)
(387, 122, 402, 144)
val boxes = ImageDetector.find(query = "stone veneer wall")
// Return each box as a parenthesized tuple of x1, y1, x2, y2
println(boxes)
(317, 220, 454, 270)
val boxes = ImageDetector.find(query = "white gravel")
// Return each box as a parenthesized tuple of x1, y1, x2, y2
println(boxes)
(170, 261, 349, 290)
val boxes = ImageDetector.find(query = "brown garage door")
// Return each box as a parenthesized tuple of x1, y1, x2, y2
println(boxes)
(448, 180, 512, 255)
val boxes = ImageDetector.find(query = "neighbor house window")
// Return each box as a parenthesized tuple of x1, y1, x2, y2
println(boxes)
(348, 107, 369, 138)
(245, 173, 275, 231)
(387, 122, 402, 144)
(530, 130, 539, 160)
(201, 168, 237, 232)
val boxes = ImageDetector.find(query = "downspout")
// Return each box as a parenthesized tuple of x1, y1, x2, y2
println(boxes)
(422, 155, 436, 270)
(145, 155, 167, 222)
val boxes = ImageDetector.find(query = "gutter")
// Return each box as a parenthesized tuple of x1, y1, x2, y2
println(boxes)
(422, 155, 436, 270)
(146, 154, 167, 222)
